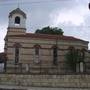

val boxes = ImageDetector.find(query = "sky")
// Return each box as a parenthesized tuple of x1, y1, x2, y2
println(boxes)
(0, 0, 90, 52)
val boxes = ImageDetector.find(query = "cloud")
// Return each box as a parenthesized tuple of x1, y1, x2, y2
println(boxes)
(0, 25, 7, 52)
(49, 0, 90, 49)
(50, 1, 89, 26)
(1, 0, 90, 52)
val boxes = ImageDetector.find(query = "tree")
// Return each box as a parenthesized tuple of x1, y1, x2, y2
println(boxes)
(35, 26, 63, 35)
(65, 47, 85, 72)
(65, 47, 77, 72)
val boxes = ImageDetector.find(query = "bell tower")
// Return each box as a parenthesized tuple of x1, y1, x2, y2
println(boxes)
(7, 8, 26, 35)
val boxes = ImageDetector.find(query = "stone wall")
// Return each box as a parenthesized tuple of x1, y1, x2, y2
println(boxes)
(0, 74, 90, 88)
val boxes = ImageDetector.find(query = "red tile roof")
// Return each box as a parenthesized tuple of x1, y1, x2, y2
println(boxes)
(7, 33, 88, 43)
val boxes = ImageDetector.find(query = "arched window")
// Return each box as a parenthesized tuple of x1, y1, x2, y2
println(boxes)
(68, 46, 75, 52)
(76, 49, 86, 73)
(68, 46, 75, 57)
(15, 16, 20, 24)
(15, 47, 19, 64)
(53, 46, 58, 65)
(13, 43, 21, 64)
(35, 47, 39, 55)
(68, 46, 75, 61)
(34, 45, 41, 63)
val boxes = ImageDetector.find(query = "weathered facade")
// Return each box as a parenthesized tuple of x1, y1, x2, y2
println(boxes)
(3, 8, 90, 74)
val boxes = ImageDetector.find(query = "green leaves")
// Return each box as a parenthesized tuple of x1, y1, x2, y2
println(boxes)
(35, 26, 63, 35)
(65, 48, 85, 72)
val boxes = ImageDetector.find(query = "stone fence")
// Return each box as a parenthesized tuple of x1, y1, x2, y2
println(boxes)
(0, 74, 90, 88)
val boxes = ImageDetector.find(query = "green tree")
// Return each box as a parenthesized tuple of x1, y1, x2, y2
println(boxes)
(65, 48, 77, 72)
(65, 48, 85, 72)
(35, 26, 63, 35)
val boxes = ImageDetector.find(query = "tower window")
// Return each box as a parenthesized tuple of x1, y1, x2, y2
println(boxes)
(15, 16, 20, 24)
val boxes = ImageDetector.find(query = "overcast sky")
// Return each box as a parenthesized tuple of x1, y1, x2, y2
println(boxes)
(0, 0, 90, 52)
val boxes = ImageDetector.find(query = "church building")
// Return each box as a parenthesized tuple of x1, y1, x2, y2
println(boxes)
(1, 8, 90, 74)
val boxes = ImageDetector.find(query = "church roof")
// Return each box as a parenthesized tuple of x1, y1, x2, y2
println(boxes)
(9, 8, 26, 18)
(7, 33, 89, 43)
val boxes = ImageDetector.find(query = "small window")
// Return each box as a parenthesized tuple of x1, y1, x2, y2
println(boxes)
(35, 47, 39, 55)
(34, 45, 41, 64)
(14, 43, 21, 64)
(53, 47, 58, 65)
(15, 16, 20, 24)
(68, 46, 75, 52)
(15, 47, 19, 64)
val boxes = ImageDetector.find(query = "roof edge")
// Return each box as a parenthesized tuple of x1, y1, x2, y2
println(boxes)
(7, 33, 89, 43)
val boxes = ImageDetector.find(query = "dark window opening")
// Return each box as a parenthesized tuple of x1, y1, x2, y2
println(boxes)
(15, 47, 19, 64)
(15, 16, 20, 24)
(53, 47, 58, 65)
(35, 47, 39, 55)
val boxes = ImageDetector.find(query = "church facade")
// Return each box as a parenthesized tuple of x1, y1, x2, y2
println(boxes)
(2, 8, 90, 74)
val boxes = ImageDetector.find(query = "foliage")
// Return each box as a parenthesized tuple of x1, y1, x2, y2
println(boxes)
(65, 48, 85, 72)
(35, 26, 63, 35)
(65, 48, 77, 72)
